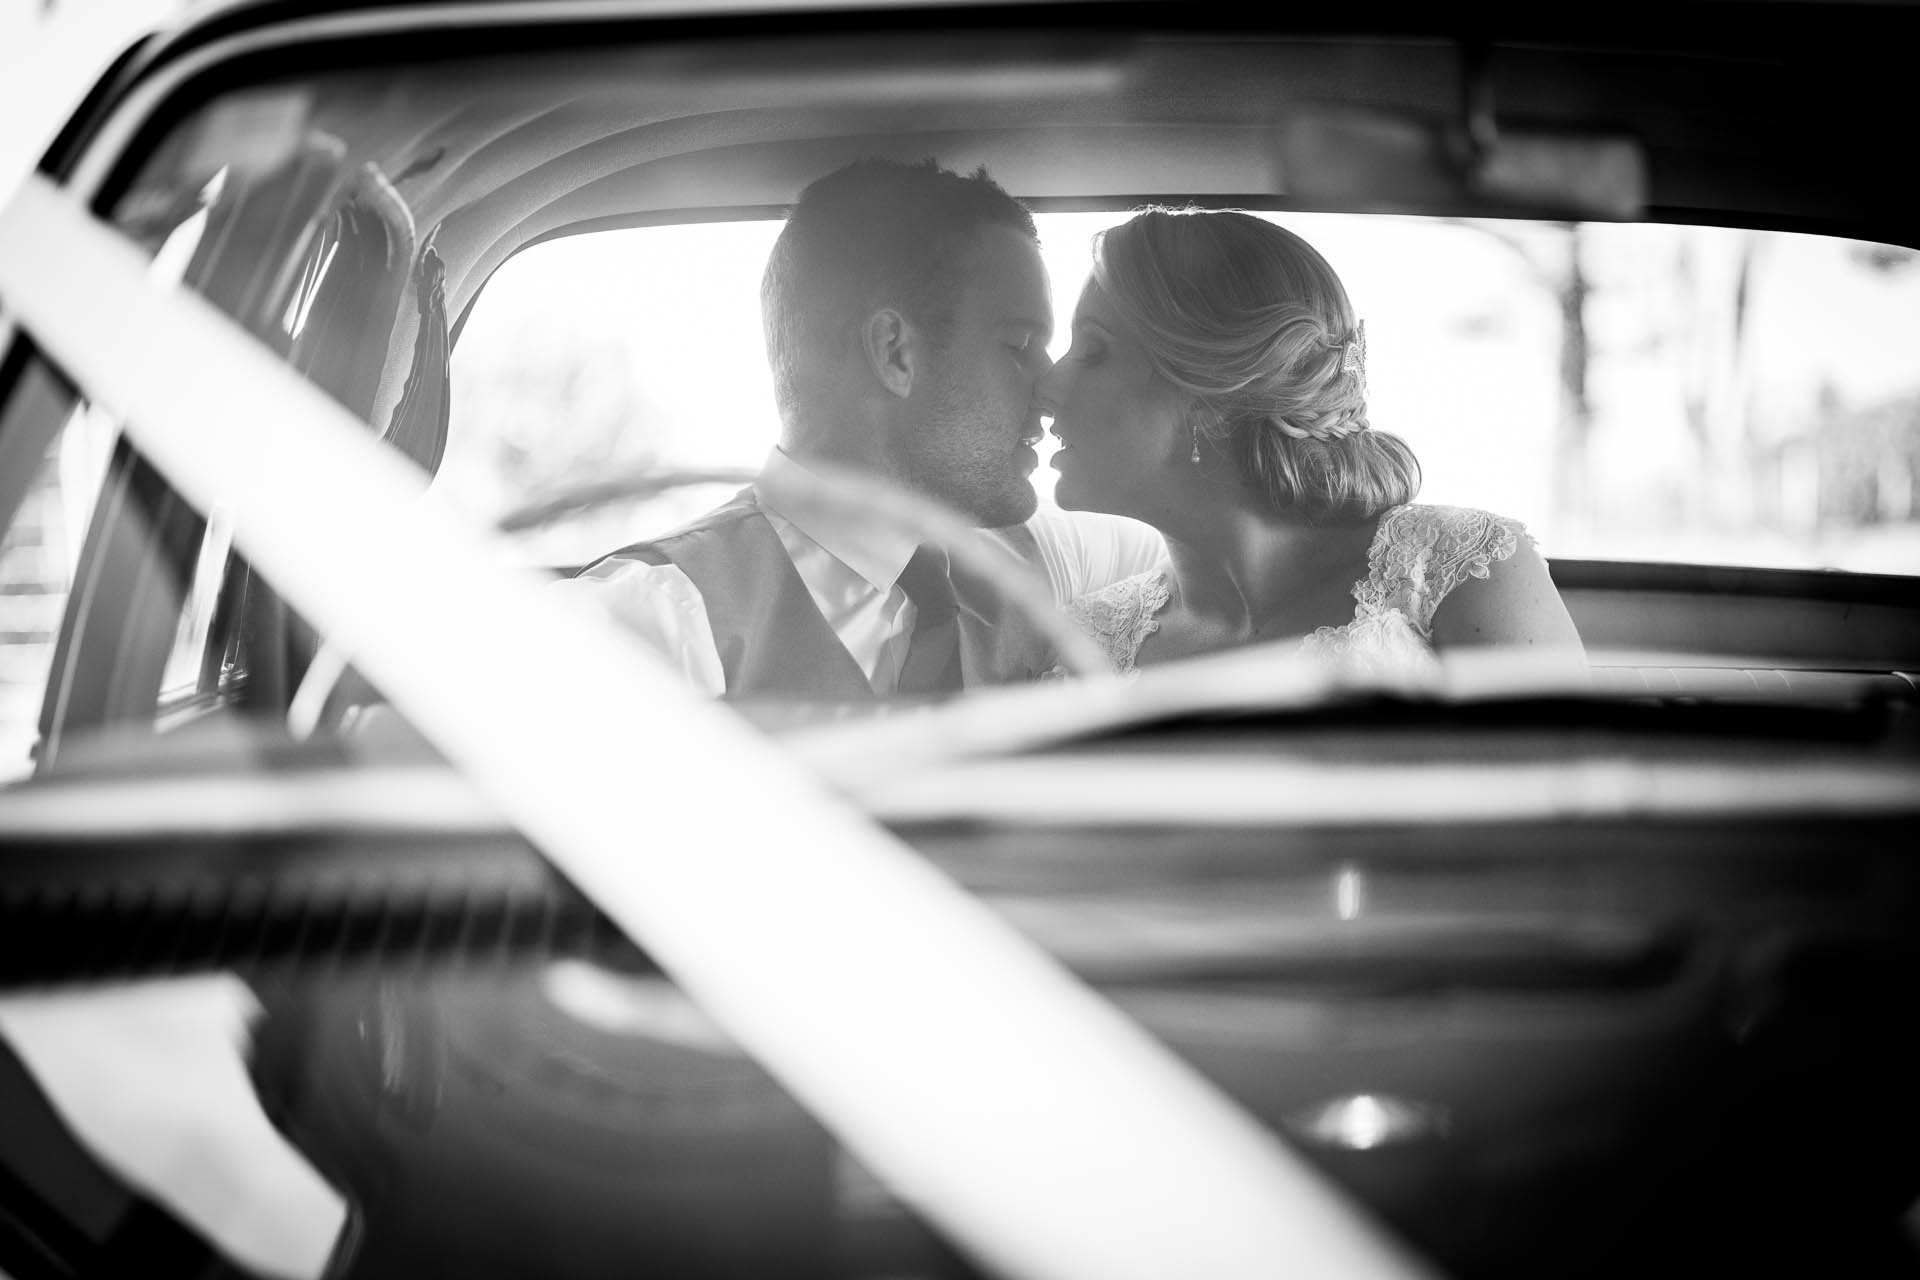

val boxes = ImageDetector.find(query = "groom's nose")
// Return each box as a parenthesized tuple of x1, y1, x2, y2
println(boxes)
(1033, 354, 1065, 415)
(1036, 353, 1067, 402)
(1028, 346, 1055, 383)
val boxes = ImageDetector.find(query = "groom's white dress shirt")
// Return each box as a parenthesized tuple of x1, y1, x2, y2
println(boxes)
(556, 448, 1164, 696)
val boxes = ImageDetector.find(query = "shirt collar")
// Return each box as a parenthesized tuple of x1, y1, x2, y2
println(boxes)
(754, 447, 919, 592)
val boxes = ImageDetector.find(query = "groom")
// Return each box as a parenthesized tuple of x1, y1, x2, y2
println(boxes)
(564, 158, 1161, 698)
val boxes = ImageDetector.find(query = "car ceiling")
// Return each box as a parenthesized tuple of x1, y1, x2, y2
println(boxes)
(92, 4, 1916, 326)
(432, 33, 1911, 320)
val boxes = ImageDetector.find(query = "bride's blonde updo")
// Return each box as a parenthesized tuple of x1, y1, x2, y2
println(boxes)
(1091, 209, 1420, 525)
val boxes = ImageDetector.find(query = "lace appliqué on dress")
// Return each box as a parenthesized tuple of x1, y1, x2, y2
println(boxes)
(1062, 570, 1171, 676)
(1354, 504, 1524, 636)
(1054, 505, 1527, 682)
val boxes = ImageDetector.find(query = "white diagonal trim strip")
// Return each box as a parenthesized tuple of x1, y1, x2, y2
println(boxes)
(0, 173, 1428, 1280)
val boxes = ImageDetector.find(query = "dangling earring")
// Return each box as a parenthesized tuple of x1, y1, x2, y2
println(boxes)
(1190, 424, 1202, 465)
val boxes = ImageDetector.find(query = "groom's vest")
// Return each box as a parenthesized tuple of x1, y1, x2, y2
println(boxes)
(588, 490, 1056, 698)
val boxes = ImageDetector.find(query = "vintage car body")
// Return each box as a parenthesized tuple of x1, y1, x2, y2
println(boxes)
(1, 2, 1917, 1278)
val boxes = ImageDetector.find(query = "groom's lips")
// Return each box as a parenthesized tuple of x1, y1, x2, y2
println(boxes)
(1016, 420, 1044, 472)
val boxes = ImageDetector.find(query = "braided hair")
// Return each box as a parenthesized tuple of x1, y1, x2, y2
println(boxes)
(1092, 209, 1419, 525)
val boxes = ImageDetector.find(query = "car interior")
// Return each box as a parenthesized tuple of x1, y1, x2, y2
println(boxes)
(28, 18, 1919, 743)
(2, 3, 1919, 1279)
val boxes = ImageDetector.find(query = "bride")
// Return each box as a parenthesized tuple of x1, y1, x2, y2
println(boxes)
(1037, 209, 1585, 679)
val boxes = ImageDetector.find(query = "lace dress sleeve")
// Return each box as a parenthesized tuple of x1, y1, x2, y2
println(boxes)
(1064, 570, 1171, 675)
(1365, 506, 1529, 638)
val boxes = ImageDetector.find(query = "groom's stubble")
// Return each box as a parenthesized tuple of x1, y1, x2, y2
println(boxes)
(895, 226, 1050, 528)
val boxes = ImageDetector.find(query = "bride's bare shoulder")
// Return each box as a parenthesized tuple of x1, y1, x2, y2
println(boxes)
(1422, 514, 1584, 656)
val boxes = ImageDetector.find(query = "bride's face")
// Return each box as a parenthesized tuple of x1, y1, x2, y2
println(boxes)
(1040, 281, 1188, 521)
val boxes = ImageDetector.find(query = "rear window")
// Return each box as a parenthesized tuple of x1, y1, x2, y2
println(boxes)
(445, 214, 1920, 574)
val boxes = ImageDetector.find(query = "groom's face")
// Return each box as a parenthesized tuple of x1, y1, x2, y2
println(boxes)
(900, 224, 1052, 527)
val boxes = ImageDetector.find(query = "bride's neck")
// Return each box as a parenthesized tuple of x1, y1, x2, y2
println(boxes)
(1161, 498, 1378, 635)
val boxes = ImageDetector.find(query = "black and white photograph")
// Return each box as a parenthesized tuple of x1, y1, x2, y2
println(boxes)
(1, 0, 1917, 1276)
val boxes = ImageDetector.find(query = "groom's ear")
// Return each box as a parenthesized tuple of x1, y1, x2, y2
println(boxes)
(859, 308, 916, 401)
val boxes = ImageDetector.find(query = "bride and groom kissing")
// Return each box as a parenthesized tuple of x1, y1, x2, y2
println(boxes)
(560, 157, 1583, 697)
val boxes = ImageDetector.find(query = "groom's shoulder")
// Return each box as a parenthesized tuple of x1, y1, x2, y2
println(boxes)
(579, 489, 766, 574)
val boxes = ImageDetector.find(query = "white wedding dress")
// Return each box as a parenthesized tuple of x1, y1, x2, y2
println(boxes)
(1063, 504, 1526, 681)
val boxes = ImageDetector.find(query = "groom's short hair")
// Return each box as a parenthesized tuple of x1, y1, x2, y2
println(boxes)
(761, 158, 1037, 427)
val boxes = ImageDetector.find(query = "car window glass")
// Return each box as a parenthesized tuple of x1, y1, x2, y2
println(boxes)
(446, 215, 1920, 574)
(441, 221, 785, 565)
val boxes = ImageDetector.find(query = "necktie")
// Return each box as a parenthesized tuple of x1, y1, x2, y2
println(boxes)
(894, 544, 963, 696)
